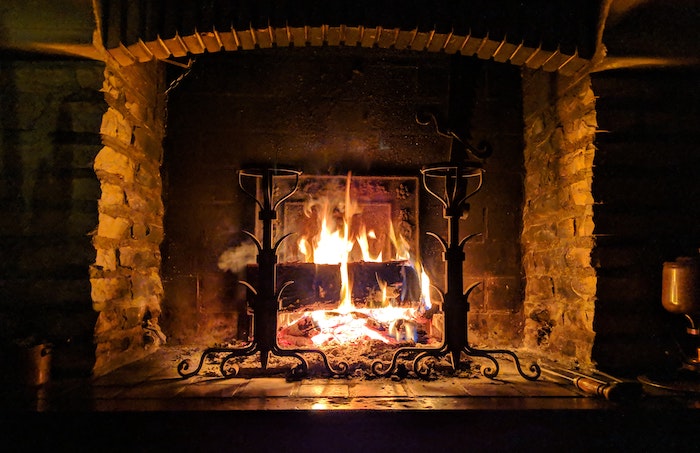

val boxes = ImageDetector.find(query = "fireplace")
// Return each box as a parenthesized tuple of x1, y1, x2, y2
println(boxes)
(66, 0, 660, 381)
(88, 36, 599, 378)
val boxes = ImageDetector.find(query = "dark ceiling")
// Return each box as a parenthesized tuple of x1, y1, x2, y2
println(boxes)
(99, 0, 604, 58)
(0, 0, 698, 69)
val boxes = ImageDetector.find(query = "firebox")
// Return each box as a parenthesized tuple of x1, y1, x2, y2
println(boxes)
(151, 47, 544, 380)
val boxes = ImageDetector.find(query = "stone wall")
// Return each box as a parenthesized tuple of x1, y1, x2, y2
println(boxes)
(90, 59, 166, 376)
(521, 69, 597, 367)
(0, 56, 105, 378)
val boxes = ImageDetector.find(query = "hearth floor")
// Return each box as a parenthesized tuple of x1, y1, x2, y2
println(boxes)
(6, 348, 700, 451)
(12, 346, 685, 412)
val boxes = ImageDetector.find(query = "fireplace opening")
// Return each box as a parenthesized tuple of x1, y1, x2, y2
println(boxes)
(158, 46, 529, 375)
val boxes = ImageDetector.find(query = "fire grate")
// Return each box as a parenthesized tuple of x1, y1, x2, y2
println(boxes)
(177, 106, 539, 382)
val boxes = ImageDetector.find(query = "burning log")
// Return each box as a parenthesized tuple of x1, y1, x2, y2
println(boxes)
(276, 263, 342, 307)
(349, 261, 409, 303)
(248, 260, 421, 308)
(389, 319, 419, 343)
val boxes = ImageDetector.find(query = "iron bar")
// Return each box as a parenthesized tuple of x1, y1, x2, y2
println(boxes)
(370, 161, 539, 380)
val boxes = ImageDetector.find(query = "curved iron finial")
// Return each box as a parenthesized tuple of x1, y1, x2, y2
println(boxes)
(415, 111, 492, 162)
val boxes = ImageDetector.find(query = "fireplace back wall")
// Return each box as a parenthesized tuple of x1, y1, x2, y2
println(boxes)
(161, 47, 527, 349)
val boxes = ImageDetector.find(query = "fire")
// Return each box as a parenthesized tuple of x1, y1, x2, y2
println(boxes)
(356, 225, 383, 262)
(298, 217, 353, 265)
(297, 173, 390, 266)
(280, 306, 426, 348)
(280, 173, 435, 347)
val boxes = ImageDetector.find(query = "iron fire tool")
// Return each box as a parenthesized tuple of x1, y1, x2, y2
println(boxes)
(370, 111, 540, 381)
(539, 363, 643, 401)
(177, 166, 348, 379)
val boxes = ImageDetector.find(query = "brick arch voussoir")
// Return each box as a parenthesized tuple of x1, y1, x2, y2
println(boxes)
(106, 24, 589, 76)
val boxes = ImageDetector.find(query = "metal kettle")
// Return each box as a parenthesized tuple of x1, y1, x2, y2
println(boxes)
(662, 256, 700, 315)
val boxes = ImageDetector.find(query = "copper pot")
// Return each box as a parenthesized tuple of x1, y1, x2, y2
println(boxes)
(662, 257, 700, 314)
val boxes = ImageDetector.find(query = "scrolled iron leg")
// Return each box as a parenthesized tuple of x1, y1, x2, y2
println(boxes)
(274, 346, 349, 378)
(412, 347, 448, 380)
(177, 348, 218, 379)
(177, 343, 258, 379)
(370, 345, 446, 379)
(464, 345, 541, 381)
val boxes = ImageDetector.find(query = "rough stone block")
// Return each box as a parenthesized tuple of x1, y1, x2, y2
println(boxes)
(125, 100, 147, 124)
(95, 248, 118, 271)
(565, 247, 592, 268)
(568, 180, 594, 206)
(145, 224, 164, 244)
(553, 275, 583, 300)
(130, 270, 164, 299)
(570, 274, 597, 299)
(523, 222, 558, 247)
(529, 192, 561, 216)
(559, 150, 587, 177)
(134, 165, 160, 189)
(576, 214, 595, 237)
(100, 108, 133, 144)
(132, 127, 163, 163)
(125, 186, 163, 215)
(90, 277, 129, 306)
(96, 213, 131, 240)
(556, 218, 576, 238)
(532, 244, 565, 276)
(94, 146, 134, 182)
(563, 305, 595, 334)
(525, 276, 555, 299)
(563, 118, 596, 144)
(124, 306, 145, 328)
(99, 182, 126, 206)
(130, 222, 149, 240)
(119, 246, 160, 269)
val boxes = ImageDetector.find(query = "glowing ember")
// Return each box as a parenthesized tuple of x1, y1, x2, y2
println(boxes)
(278, 306, 430, 348)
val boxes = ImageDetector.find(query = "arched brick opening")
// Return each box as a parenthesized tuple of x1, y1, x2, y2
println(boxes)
(106, 23, 590, 77)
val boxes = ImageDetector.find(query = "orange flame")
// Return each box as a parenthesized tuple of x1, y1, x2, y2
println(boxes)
(285, 173, 435, 346)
